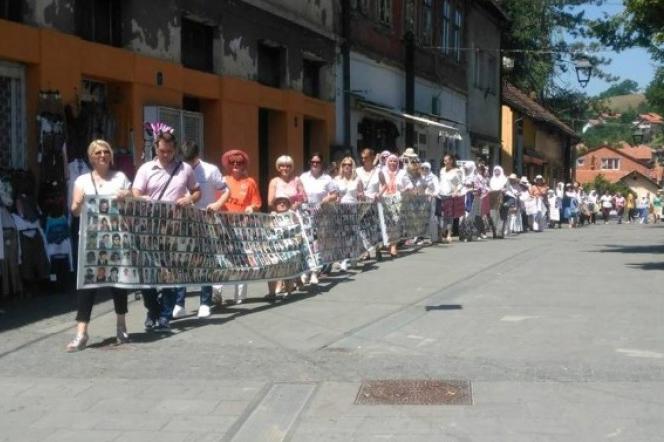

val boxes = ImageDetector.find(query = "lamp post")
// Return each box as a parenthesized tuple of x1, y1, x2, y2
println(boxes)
(574, 58, 592, 88)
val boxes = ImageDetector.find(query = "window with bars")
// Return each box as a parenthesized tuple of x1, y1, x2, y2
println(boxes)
(75, 0, 123, 47)
(0, 0, 22, 22)
(377, 0, 392, 26)
(441, 1, 451, 55)
(420, 0, 433, 45)
(181, 17, 214, 73)
(0, 63, 26, 169)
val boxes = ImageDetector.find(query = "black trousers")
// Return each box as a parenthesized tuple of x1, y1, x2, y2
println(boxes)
(75, 287, 128, 323)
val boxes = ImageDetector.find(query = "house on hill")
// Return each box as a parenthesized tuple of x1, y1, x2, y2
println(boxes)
(575, 145, 662, 199)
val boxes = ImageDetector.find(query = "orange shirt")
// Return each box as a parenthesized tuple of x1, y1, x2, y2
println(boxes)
(222, 176, 262, 213)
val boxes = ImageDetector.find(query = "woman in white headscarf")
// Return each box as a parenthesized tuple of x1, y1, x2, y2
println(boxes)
(459, 161, 479, 241)
(488, 165, 507, 237)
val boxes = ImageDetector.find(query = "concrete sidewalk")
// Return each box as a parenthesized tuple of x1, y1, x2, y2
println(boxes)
(1, 223, 663, 441)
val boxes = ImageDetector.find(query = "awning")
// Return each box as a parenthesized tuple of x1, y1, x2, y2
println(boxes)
(358, 101, 462, 140)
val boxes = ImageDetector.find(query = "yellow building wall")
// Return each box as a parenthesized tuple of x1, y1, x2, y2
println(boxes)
(500, 105, 514, 173)
(522, 118, 536, 150)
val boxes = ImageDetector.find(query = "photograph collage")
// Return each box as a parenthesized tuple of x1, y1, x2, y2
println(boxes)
(78, 196, 311, 289)
(400, 194, 433, 239)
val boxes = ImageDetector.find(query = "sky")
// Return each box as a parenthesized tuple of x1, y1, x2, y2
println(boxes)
(556, 2, 658, 97)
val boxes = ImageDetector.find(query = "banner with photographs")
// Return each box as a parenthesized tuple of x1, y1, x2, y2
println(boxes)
(77, 196, 310, 290)
(300, 202, 383, 267)
(400, 194, 433, 239)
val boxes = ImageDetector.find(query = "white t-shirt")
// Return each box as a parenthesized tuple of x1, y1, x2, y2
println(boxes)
(300, 171, 336, 204)
(191, 160, 227, 209)
(73, 171, 131, 196)
(335, 177, 362, 203)
(600, 195, 613, 209)
(356, 166, 380, 200)
(438, 168, 463, 196)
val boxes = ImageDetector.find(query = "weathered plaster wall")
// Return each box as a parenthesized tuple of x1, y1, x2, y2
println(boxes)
(24, 0, 75, 31)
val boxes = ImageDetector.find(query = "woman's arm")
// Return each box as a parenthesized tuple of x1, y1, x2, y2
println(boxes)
(267, 178, 277, 208)
(70, 183, 85, 217)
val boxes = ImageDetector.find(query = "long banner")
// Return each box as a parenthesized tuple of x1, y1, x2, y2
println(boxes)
(77, 194, 433, 289)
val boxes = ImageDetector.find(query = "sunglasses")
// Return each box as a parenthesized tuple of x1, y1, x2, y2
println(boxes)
(342, 163, 352, 167)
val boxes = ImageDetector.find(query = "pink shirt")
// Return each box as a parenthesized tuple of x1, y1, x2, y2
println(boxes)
(132, 159, 199, 202)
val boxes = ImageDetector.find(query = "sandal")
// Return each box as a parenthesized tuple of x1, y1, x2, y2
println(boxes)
(66, 333, 89, 353)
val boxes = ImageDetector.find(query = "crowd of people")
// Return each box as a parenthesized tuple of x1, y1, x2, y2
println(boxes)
(65, 123, 661, 352)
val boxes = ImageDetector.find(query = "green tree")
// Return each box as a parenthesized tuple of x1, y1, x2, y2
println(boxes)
(597, 79, 640, 98)
(582, 173, 633, 197)
(645, 66, 664, 113)
(500, 0, 614, 99)
(589, 0, 664, 61)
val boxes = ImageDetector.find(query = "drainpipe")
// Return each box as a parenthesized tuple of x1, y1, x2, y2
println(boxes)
(404, 30, 415, 148)
(341, 0, 353, 157)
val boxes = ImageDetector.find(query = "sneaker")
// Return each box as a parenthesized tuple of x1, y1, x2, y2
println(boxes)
(116, 327, 130, 344)
(309, 273, 319, 285)
(212, 287, 224, 306)
(235, 298, 243, 305)
(66, 333, 88, 352)
(197, 305, 211, 318)
(172, 305, 186, 319)
(153, 318, 171, 332)
(339, 260, 349, 272)
(144, 316, 156, 332)
(300, 274, 309, 285)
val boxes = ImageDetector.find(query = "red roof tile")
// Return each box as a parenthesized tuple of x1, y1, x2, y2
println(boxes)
(639, 113, 664, 124)
(620, 145, 653, 161)
(576, 169, 629, 184)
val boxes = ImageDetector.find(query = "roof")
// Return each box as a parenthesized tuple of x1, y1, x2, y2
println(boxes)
(619, 170, 661, 187)
(475, 0, 509, 22)
(576, 169, 629, 184)
(638, 113, 664, 124)
(621, 145, 654, 161)
(577, 145, 659, 181)
(502, 82, 579, 140)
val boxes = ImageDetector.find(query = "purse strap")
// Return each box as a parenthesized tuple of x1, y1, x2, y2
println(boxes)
(157, 161, 182, 201)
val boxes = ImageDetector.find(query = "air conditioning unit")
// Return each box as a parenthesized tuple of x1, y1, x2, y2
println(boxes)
(143, 106, 204, 160)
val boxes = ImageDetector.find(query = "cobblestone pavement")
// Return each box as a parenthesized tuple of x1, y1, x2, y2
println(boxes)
(1, 223, 663, 441)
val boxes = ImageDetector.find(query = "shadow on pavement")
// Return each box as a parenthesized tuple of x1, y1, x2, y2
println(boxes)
(626, 262, 664, 271)
(0, 291, 86, 333)
(424, 304, 463, 311)
(595, 244, 664, 254)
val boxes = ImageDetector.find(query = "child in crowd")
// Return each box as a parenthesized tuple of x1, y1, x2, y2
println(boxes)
(267, 196, 296, 300)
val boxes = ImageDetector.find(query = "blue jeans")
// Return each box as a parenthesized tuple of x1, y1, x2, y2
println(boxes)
(142, 288, 178, 321)
(174, 286, 212, 308)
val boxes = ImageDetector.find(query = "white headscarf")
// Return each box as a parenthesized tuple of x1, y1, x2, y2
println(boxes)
(462, 161, 476, 186)
(489, 165, 507, 191)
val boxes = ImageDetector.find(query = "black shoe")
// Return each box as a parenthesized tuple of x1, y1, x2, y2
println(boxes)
(144, 316, 156, 332)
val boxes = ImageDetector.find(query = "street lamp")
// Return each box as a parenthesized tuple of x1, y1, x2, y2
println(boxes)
(574, 58, 592, 88)
(632, 127, 645, 145)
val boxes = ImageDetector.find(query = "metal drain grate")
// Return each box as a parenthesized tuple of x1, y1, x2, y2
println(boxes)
(354, 380, 472, 405)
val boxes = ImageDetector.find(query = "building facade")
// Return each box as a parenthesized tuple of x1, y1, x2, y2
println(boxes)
(0, 0, 337, 188)
(465, 0, 506, 166)
(335, 0, 472, 167)
(501, 82, 579, 184)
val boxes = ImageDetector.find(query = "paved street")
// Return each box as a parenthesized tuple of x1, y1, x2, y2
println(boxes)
(1, 223, 663, 441)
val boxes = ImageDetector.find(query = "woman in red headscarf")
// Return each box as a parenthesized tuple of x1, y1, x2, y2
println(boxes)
(219, 150, 262, 304)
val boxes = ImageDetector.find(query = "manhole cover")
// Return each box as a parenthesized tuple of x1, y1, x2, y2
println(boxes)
(354, 380, 472, 405)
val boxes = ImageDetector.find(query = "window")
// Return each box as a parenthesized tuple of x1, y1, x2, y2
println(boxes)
(0, 0, 22, 22)
(258, 42, 284, 88)
(181, 17, 214, 73)
(302, 59, 321, 98)
(0, 62, 26, 169)
(75, 0, 122, 47)
(487, 54, 497, 94)
(420, 0, 433, 45)
(452, 9, 462, 62)
(601, 158, 620, 170)
(377, 0, 392, 26)
(351, 0, 369, 14)
(441, 1, 451, 55)
(576, 158, 584, 166)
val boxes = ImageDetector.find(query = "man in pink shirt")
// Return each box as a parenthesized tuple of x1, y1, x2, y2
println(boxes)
(132, 123, 201, 331)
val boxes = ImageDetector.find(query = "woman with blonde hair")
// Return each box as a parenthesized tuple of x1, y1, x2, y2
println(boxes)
(335, 156, 364, 270)
(267, 155, 306, 210)
(67, 139, 132, 352)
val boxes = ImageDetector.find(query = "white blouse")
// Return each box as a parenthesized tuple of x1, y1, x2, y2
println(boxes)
(335, 177, 362, 204)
